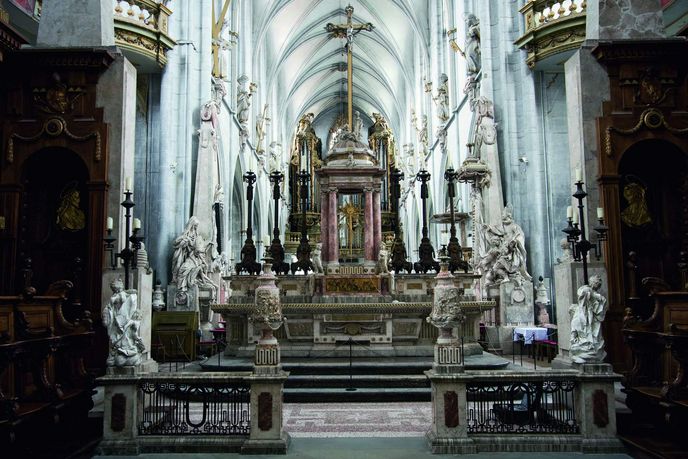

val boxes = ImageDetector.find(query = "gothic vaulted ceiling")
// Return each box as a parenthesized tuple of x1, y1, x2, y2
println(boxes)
(251, 0, 431, 138)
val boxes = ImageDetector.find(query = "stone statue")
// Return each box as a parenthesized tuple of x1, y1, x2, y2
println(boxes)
(570, 275, 608, 364)
(377, 242, 390, 274)
(481, 205, 532, 284)
(418, 115, 428, 152)
(102, 278, 145, 366)
(312, 242, 324, 274)
(473, 97, 497, 157)
(465, 14, 481, 77)
(557, 237, 572, 264)
(172, 216, 218, 300)
(433, 73, 450, 123)
(255, 103, 270, 157)
(269, 141, 282, 172)
(353, 110, 363, 141)
(537, 303, 551, 327)
(236, 75, 254, 133)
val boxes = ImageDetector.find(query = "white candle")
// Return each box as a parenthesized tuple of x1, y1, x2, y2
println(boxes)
(133, 218, 141, 230)
(263, 235, 270, 246)
(574, 168, 582, 182)
(572, 210, 579, 225)
(566, 206, 573, 220)
(597, 207, 604, 220)
(124, 177, 132, 192)
(106, 216, 113, 230)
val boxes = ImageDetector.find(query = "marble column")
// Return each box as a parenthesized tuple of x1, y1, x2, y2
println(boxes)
(320, 189, 329, 259)
(373, 189, 382, 256)
(364, 188, 374, 261)
(328, 188, 339, 264)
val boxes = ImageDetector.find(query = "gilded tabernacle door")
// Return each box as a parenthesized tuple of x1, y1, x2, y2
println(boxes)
(338, 193, 364, 259)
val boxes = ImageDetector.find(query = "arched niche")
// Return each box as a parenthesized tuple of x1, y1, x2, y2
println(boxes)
(617, 140, 687, 314)
(19, 147, 90, 295)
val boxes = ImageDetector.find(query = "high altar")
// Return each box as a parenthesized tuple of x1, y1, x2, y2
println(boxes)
(215, 126, 492, 358)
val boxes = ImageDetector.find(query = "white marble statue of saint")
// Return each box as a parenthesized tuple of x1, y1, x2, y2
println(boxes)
(236, 75, 254, 133)
(172, 216, 218, 300)
(312, 242, 324, 274)
(433, 73, 450, 123)
(353, 110, 363, 141)
(377, 242, 390, 274)
(465, 14, 481, 77)
(102, 278, 145, 367)
(481, 205, 532, 283)
(569, 275, 608, 364)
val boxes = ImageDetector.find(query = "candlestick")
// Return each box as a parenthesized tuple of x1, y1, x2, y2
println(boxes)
(106, 216, 113, 231)
(597, 207, 604, 219)
(574, 168, 582, 183)
(133, 218, 141, 230)
(566, 206, 573, 220)
(124, 177, 132, 192)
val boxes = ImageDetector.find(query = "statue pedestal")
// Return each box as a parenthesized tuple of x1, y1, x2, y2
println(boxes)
(499, 279, 534, 326)
(551, 261, 607, 369)
(167, 283, 199, 311)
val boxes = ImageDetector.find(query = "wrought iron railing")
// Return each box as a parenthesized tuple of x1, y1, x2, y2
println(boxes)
(466, 378, 578, 434)
(137, 378, 251, 436)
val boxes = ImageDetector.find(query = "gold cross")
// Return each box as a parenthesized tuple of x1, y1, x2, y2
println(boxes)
(326, 5, 374, 128)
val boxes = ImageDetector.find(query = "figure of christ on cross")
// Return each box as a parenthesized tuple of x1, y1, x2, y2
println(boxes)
(326, 5, 374, 128)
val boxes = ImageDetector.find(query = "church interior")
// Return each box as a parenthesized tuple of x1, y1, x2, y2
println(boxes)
(1, 0, 688, 457)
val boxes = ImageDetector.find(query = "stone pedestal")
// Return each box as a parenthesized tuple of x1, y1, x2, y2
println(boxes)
(499, 279, 534, 326)
(98, 381, 140, 456)
(424, 371, 476, 454)
(575, 363, 625, 453)
(37, 0, 115, 47)
(242, 372, 291, 455)
(552, 261, 607, 369)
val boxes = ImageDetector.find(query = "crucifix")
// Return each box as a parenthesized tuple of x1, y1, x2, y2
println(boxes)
(326, 5, 374, 128)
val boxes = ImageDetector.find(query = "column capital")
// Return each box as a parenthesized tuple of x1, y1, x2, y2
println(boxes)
(328, 186, 338, 193)
(363, 186, 374, 193)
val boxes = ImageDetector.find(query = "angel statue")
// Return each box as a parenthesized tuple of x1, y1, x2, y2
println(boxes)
(570, 275, 608, 363)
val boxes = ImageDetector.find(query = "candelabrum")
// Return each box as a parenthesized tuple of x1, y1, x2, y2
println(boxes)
(562, 178, 608, 285)
(103, 189, 145, 290)
(414, 168, 440, 273)
(444, 165, 469, 273)
(269, 170, 290, 275)
(390, 167, 412, 273)
(291, 169, 313, 275)
(236, 171, 262, 275)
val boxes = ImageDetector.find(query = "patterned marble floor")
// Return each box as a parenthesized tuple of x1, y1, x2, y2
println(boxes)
(283, 402, 432, 438)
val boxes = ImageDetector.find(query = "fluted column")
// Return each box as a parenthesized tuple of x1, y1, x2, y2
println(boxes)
(328, 187, 339, 263)
(373, 189, 382, 256)
(364, 187, 374, 261)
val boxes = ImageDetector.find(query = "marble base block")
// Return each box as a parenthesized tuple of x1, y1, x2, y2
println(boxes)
(499, 280, 534, 326)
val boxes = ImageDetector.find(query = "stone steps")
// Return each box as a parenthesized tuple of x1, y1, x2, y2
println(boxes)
(200, 353, 509, 403)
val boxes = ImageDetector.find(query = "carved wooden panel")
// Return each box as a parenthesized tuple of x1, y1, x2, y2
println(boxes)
(258, 392, 273, 431)
(593, 40, 688, 372)
(444, 390, 459, 428)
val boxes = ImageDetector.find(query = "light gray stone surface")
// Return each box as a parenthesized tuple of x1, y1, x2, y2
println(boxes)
(36, 0, 114, 47)
(500, 279, 534, 326)
(97, 52, 137, 246)
(588, 0, 665, 40)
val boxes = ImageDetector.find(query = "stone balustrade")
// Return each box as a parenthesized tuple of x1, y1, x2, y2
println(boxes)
(113, 0, 176, 70)
(98, 371, 290, 455)
(515, 0, 587, 69)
